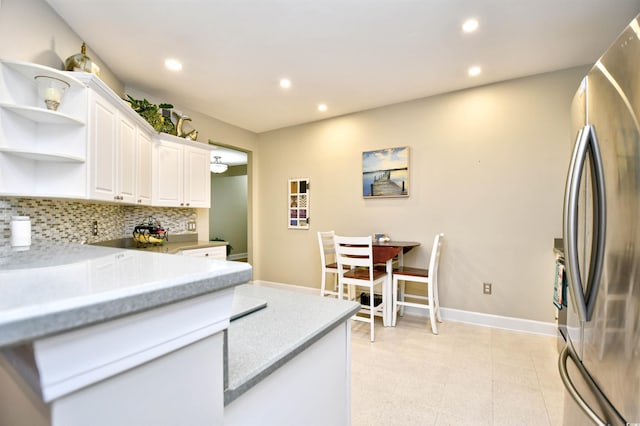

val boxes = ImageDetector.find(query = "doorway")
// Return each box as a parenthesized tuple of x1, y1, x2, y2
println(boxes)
(209, 144, 249, 261)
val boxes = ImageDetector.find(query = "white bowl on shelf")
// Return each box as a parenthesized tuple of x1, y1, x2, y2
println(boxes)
(34, 75, 70, 111)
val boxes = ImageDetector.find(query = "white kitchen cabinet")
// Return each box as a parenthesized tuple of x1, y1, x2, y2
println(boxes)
(118, 114, 137, 203)
(87, 91, 117, 201)
(180, 245, 227, 260)
(184, 144, 211, 207)
(136, 129, 153, 205)
(152, 138, 183, 206)
(0, 60, 200, 208)
(81, 76, 154, 205)
(0, 60, 88, 198)
(152, 135, 212, 208)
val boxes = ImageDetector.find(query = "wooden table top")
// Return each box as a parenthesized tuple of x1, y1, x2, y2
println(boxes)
(372, 241, 420, 263)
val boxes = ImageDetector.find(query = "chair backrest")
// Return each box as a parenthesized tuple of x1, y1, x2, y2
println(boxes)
(429, 233, 444, 282)
(334, 235, 375, 280)
(317, 230, 336, 267)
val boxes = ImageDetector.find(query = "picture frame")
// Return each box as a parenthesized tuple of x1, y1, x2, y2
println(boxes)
(362, 146, 409, 198)
(288, 178, 310, 229)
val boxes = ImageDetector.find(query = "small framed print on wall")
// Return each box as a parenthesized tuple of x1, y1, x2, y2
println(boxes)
(288, 178, 310, 229)
(362, 146, 409, 198)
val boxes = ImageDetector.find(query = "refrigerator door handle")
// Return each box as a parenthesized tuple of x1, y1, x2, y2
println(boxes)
(564, 126, 590, 322)
(559, 345, 626, 426)
(563, 124, 607, 322)
(585, 125, 606, 321)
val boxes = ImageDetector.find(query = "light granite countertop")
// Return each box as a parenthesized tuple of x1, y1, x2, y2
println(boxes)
(224, 284, 360, 405)
(0, 242, 252, 347)
(92, 234, 228, 254)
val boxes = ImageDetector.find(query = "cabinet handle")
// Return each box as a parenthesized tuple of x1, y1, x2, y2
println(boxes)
(186, 203, 190, 206)
(180, 203, 184, 206)
(205, 253, 209, 257)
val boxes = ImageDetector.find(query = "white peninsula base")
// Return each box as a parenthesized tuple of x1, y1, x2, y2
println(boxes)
(0, 333, 224, 426)
(225, 323, 351, 426)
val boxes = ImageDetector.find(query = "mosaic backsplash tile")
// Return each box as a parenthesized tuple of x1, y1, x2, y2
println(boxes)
(0, 197, 197, 246)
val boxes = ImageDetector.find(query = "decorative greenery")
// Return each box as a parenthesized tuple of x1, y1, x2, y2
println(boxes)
(126, 95, 177, 135)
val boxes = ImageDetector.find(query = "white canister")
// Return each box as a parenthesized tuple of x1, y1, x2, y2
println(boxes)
(10, 216, 31, 247)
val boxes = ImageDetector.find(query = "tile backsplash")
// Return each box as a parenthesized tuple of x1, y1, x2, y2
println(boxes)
(0, 197, 197, 245)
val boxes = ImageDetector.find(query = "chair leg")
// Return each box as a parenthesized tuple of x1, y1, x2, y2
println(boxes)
(399, 279, 406, 317)
(332, 272, 339, 295)
(320, 270, 326, 297)
(370, 287, 375, 342)
(391, 276, 399, 327)
(428, 279, 438, 335)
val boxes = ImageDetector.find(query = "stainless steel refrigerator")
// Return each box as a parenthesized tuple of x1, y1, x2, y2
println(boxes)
(561, 14, 640, 426)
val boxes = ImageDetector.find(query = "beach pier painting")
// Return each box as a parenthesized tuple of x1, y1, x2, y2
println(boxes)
(362, 147, 409, 198)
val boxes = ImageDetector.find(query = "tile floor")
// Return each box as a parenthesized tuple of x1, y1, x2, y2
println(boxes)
(350, 315, 564, 426)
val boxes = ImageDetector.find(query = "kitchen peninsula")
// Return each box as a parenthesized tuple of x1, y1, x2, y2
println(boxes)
(0, 243, 359, 425)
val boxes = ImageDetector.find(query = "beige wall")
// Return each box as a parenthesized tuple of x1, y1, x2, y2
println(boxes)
(256, 67, 588, 323)
(0, 0, 123, 97)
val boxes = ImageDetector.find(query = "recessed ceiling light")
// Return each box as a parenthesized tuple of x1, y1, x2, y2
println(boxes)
(280, 78, 291, 89)
(318, 104, 327, 112)
(164, 59, 182, 71)
(462, 18, 479, 33)
(468, 66, 482, 77)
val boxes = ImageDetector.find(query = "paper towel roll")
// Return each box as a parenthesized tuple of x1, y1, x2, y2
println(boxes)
(10, 216, 31, 247)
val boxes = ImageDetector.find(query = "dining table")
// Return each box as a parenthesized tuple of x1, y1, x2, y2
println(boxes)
(372, 240, 420, 326)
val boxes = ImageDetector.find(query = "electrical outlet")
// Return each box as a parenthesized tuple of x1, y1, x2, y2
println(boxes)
(187, 220, 196, 232)
(92, 220, 98, 236)
(483, 282, 492, 295)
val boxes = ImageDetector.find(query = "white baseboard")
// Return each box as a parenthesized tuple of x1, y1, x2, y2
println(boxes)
(433, 307, 556, 336)
(251, 280, 319, 295)
(251, 280, 557, 337)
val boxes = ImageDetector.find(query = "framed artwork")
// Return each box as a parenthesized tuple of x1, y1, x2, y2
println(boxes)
(288, 178, 310, 229)
(362, 146, 409, 198)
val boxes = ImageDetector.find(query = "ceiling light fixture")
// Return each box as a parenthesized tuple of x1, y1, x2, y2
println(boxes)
(468, 66, 482, 77)
(318, 103, 327, 112)
(462, 18, 479, 33)
(164, 58, 183, 71)
(280, 78, 291, 89)
(210, 156, 228, 173)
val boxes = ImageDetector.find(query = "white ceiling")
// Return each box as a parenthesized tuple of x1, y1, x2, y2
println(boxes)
(209, 145, 247, 166)
(46, 0, 639, 135)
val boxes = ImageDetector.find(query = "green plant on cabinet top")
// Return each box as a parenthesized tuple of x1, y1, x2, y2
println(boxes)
(126, 95, 177, 135)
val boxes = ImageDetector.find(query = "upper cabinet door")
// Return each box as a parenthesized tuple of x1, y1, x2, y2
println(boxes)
(136, 129, 153, 205)
(89, 92, 118, 201)
(152, 137, 212, 208)
(184, 145, 211, 208)
(118, 114, 137, 204)
(153, 139, 184, 207)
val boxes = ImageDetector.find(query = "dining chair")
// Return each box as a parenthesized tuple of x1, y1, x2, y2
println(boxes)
(334, 235, 387, 342)
(392, 233, 444, 334)
(317, 231, 341, 298)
